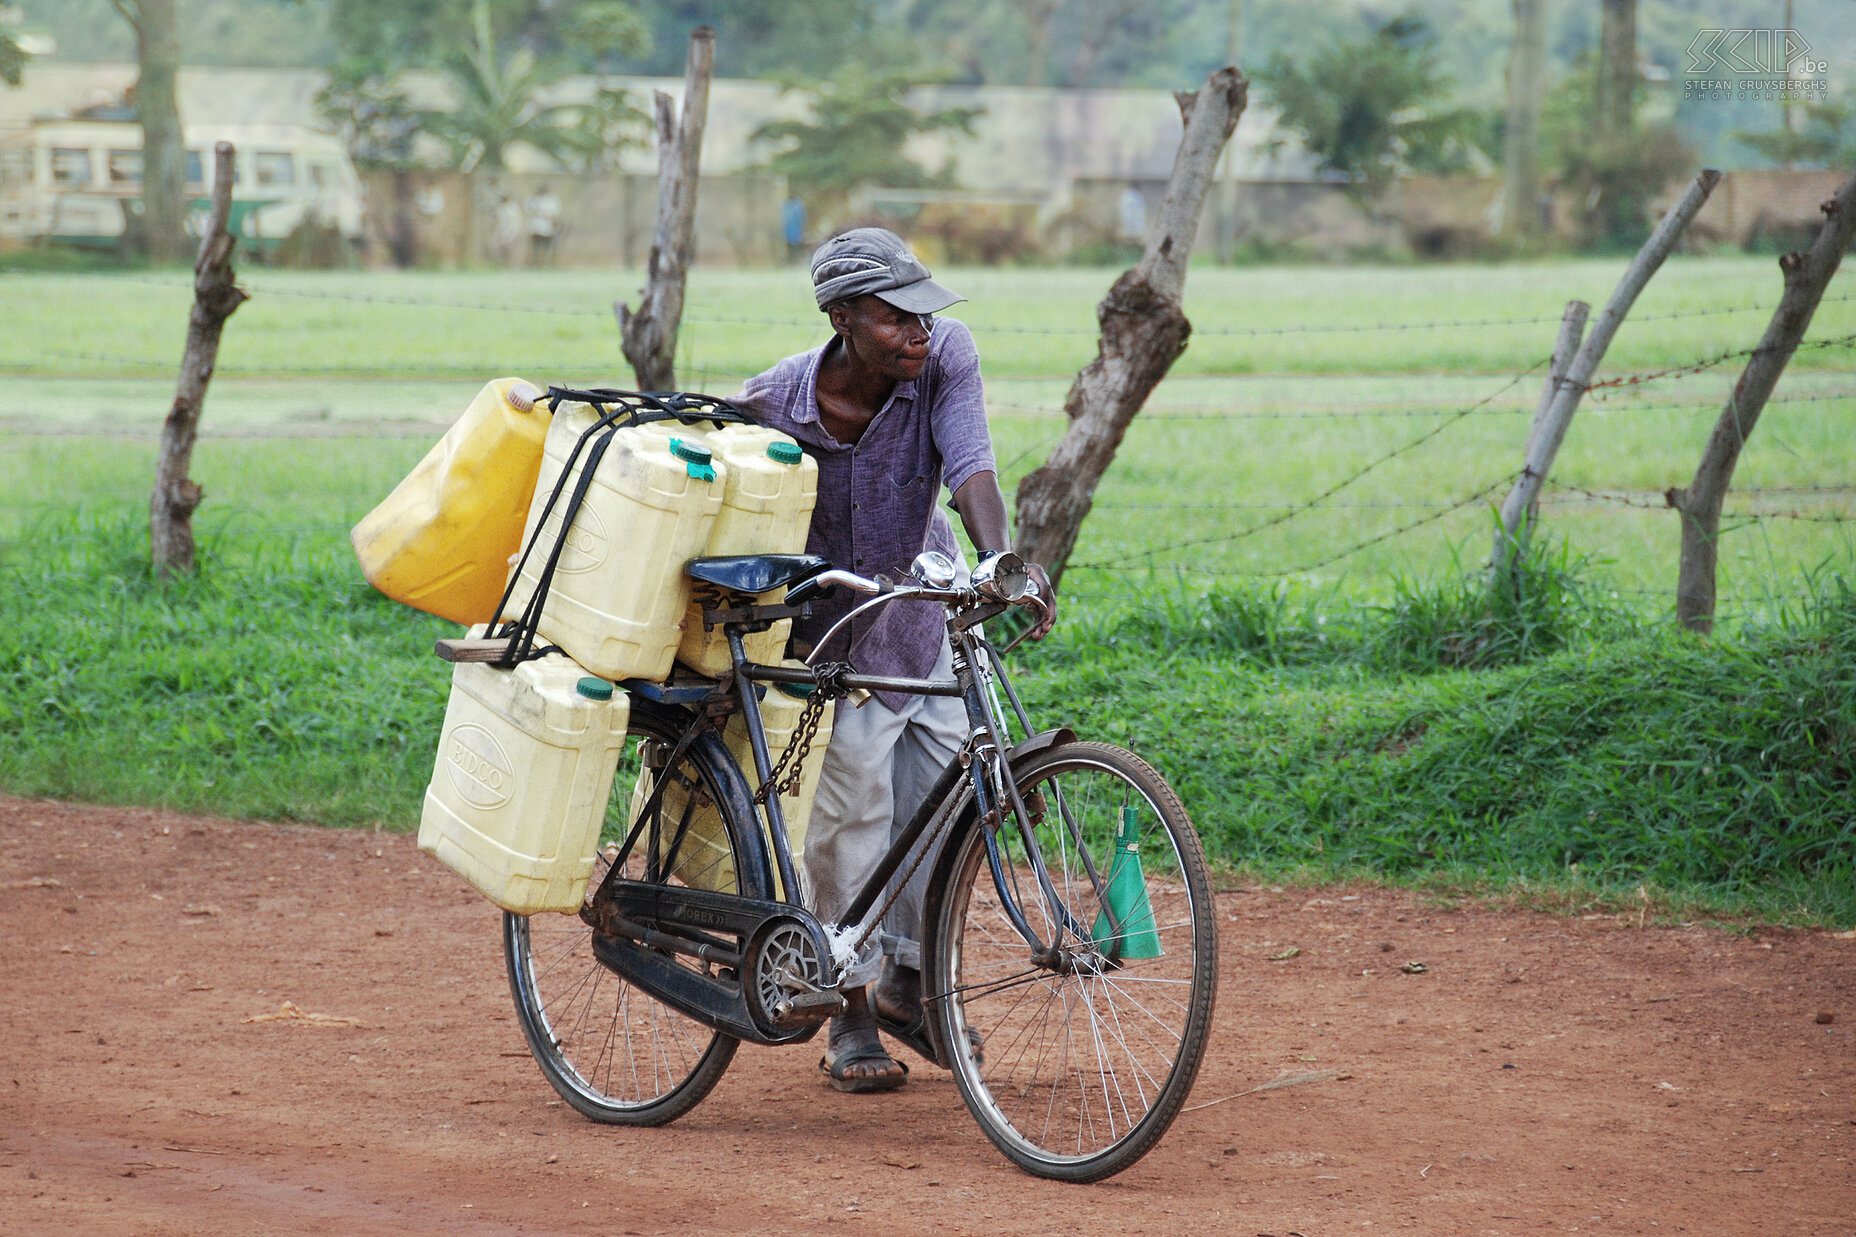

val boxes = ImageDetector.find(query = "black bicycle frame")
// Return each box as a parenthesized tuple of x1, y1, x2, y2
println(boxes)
(733, 610, 1083, 965)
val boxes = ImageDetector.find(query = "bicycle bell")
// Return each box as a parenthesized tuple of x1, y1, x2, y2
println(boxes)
(971, 551, 1031, 601)
(911, 550, 958, 588)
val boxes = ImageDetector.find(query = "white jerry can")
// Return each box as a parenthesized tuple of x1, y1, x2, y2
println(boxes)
(627, 668, 832, 899)
(504, 410, 726, 682)
(677, 425, 819, 677)
(419, 639, 629, 915)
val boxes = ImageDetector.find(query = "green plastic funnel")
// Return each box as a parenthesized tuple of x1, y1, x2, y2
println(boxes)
(1092, 804, 1162, 959)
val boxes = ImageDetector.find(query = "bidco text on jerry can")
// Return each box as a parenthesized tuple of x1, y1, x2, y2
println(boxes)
(678, 426, 819, 677)
(350, 378, 548, 625)
(419, 643, 629, 915)
(505, 412, 725, 682)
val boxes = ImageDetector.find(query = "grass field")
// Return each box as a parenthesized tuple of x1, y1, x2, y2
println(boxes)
(3, 257, 1853, 607)
(3, 257, 1852, 921)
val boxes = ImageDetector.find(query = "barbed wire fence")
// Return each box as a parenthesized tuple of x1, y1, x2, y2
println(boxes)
(3, 274, 1851, 612)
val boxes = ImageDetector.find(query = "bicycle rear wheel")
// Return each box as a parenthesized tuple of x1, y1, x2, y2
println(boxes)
(503, 701, 748, 1125)
(933, 741, 1216, 1182)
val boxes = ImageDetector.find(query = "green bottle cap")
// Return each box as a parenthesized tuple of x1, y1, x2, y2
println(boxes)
(576, 677, 614, 701)
(668, 437, 712, 465)
(767, 441, 804, 465)
(668, 437, 717, 482)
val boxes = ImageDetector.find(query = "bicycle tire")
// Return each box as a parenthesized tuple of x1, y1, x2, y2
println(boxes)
(503, 700, 753, 1126)
(932, 741, 1217, 1182)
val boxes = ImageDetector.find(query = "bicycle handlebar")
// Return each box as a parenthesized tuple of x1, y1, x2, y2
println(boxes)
(799, 553, 1039, 669)
(811, 551, 1036, 605)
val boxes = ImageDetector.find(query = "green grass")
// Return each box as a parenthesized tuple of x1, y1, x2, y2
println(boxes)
(0, 510, 454, 827)
(4, 259, 1849, 603)
(5, 259, 1854, 380)
(2, 511, 1850, 922)
(1007, 564, 1856, 924)
(2, 259, 1852, 921)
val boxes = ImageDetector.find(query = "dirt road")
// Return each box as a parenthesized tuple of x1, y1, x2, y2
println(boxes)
(3, 794, 1852, 1235)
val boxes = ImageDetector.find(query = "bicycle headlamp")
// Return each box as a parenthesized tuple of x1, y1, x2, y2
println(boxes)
(971, 551, 1031, 602)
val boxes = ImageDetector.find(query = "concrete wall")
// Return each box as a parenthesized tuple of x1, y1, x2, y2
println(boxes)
(358, 169, 787, 269)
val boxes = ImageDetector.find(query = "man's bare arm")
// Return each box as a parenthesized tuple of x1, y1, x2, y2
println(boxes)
(951, 471, 1055, 639)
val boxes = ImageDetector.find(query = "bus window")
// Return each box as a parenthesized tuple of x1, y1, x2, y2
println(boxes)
(253, 152, 295, 187)
(184, 149, 204, 188)
(50, 148, 93, 186)
(307, 161, 330, 190)
(109, 150, 143, 183)
(0, 149, 30, 186)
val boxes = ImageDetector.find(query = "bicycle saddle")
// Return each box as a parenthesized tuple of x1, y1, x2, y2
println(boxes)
(684, 554, 829, 596)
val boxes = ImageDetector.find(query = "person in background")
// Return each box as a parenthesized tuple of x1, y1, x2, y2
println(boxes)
(730, 228, 1055, 1092)
(525, 184, 562, 266)
(782, 196, 808, 264)
(493, 194, 524, 267)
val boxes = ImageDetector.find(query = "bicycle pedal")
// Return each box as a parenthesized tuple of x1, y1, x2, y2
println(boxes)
(770, 990, 846, 1028)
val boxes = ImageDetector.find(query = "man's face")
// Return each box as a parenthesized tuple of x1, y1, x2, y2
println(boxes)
(831, 295, 933, 382)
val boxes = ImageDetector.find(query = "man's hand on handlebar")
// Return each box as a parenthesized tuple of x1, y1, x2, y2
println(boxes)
(1022, 562, 1056, 641)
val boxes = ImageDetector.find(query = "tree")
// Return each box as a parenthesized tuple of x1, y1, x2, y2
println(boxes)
(1668, 168, 1856, 633)
(322, 0, 649, 172)
(1253, 11, 1478, 203)
(1594, 0, 1635, 139)
(1, 31, 26, 86)
(1499, 0, 1547, 241)
(752, 65, 982, 224)
(1736, 97, 1856, 170)
(1015, 68, 1247, 584)
(424, 0, 645, 171)
(1541, 54, 1690, 248)
(108, 0, 188, 263)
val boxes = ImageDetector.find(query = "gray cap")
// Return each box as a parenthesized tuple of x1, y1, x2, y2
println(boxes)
(810, 227, 965, 315)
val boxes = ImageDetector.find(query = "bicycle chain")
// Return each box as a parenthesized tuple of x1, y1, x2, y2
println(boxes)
(752, 661, 853, 805)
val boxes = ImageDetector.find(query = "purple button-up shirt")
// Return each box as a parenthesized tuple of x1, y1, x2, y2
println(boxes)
(731, 318, 996, 711)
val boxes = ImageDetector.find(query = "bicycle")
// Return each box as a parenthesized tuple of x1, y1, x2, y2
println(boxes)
(483, 547, 1218, 1183)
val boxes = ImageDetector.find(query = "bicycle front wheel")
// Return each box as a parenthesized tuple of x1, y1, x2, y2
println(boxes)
(933, 741, 1217, 1182)
(503, 700, 746, 1126)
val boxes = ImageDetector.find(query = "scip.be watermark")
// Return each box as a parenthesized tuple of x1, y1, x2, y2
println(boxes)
(1683, 28, 1828, 102)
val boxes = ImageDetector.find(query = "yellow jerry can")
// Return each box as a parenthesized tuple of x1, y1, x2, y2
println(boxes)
(677, 425, 819, 677)
(419, 633, 629, 915)
(503, 411, 726, 683)
(627, 669, 832, 899)
(350, 378, 549, 625)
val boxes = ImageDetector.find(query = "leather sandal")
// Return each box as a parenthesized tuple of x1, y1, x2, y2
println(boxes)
(819, 1039, 909, 1093)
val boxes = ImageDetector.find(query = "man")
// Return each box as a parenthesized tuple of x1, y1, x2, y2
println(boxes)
(731, 228, 1054, 1092)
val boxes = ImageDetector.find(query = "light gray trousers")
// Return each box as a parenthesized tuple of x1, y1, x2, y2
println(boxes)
(802, 633, 968, 989)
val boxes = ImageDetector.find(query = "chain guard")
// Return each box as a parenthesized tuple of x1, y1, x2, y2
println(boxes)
(586, 880, 840, 1046)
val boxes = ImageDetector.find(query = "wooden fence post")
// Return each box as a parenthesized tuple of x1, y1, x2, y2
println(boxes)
(1491, 299, 1588, 575)
(616, 27, 714, 392)
(1485, 168, 1720, 583)
(150, 141, 247, 579)
(1013, 67, 1248, 587)
(1667, 164, 1856, 633)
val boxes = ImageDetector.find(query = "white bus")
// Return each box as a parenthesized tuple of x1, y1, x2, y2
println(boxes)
(0, 119, 364, 251)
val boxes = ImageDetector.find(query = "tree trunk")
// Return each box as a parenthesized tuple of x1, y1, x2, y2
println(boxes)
(151, 142, 248, 579)
(1486, 169, 1720, 578)
(133, 0, 188, 264)
(1666, 166, 1856, 633)
(617, 27, 714, 393)
(1596, 0, 1636, 138)
(1013, 68, 1248, 587)
(1491, 298, 1588, 578)
(1499, 0, 1546, 240)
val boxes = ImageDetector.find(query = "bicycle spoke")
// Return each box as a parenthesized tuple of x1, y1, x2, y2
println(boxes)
(939, 743, 1215, 1181)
